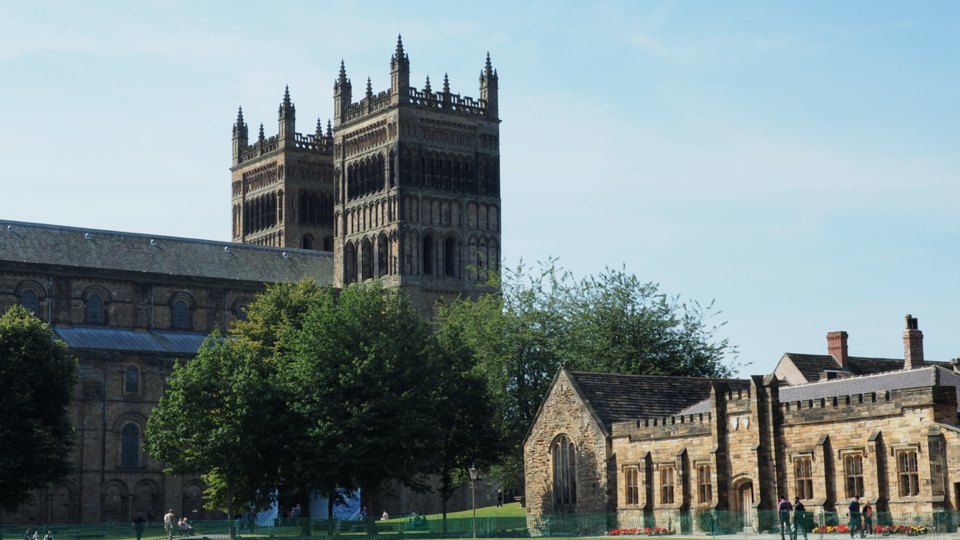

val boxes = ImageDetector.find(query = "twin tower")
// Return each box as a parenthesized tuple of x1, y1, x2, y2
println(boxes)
(230, 37, 501, 312)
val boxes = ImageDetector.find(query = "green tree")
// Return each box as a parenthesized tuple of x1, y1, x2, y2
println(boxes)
(438, 260, 738, 492)
(431, 330, 504, 531)
(284, 282, 441, 532)
(145, 335, 279, 538)
(566, 266, 737, 377)
(0, 305, 77, 513)
(232, 279, 340, 524)
(438, 261, 574, 491)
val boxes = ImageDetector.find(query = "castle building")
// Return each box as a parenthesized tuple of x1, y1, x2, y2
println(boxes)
(523, 317, 960, 534)
(0, 39, 498, 525)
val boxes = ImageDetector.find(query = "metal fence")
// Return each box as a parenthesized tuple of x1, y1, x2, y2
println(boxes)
(4, 510, 960, 539)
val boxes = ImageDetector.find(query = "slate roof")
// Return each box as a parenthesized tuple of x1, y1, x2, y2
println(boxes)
(783, 353, 950, 383)
(779, 365, 960, 408)
(53, 326, 208, 354)
(569, 371, 752, 430)
(0, 220, 333, 285)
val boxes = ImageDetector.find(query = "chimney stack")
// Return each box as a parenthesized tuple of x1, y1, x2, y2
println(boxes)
(827, 331, 850, 370)
(903, 314, 924, 370)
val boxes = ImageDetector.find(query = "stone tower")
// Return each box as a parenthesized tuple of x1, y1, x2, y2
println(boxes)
(230, 87, 336, 250)
(332, 37, 501, 314)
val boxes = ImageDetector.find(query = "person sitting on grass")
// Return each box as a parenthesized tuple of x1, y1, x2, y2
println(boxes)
(179, 517, 194, 535)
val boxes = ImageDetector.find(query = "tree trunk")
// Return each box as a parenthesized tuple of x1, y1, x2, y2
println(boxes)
(327, 493, 336, 536)
(362, 485, 378, 536)
(299, 490, 311, 536)
(226, 477, 236, 540)
(440, 470, 450, 534)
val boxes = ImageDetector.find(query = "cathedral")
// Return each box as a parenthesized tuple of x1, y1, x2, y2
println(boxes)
(0, 38, 500, 525)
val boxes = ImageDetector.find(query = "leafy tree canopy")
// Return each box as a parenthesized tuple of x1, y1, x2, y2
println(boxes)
(282, 282, 444, 512)
(0, 305, 77, 513)
(437, 259, 739, 490)
(145, 335, 279, 536)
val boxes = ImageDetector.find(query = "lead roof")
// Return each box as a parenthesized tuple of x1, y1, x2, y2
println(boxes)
(0, 220, 333, 285)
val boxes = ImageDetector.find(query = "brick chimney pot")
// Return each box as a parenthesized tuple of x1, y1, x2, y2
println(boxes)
(827, 331, 850, 370)
(903, 314, 924, 370)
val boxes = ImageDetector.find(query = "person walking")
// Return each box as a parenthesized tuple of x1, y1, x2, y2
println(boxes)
(164, 509, 176, 540)
(43, 531, 54, 540)
(23, 529, 31, 540)
(778, 496, 793, 540)
(496, 489, 503, 508)
(862, 502, 873, 536)
(848, 496, 861, 539)
(793, 498, 808, 540)
(133, 514, 146, 540)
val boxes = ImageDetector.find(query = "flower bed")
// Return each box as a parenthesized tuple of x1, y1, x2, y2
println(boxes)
(812, 524, 851, 534)
(873, 525, 933, 535)
(607, 527, 675, 536)
(810, 524, 933, 535)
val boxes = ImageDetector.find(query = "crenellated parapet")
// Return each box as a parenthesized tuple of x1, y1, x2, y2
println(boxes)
(613, 413, 715, 441)
(334, 36, 498, 129)
(781, 385, 956, 425)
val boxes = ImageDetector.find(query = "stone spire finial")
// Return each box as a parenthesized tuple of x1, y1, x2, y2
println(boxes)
(258, 123, 265, 141)
(443, 73, 450, 94)
(365, 77, 373, 99)
(396, 34, 405, 58)
(336, 60, 350, 89)
(236, 106, 244, 126)
(315, 117, 323, 137)
(424, 75, 432, 94)
(326, 119, 333, 137)
(283, 85, 292, 108)
(485, 52, 493, 78)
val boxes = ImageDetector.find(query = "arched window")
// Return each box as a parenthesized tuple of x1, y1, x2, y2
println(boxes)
(20, 290, 37, 314)
(323, 236, 334, 252)
(345, 243, 357, 285)
(445, 237, 456, 277)
(86, 294, 103, 324)
(552, 436, 577, 506)
(361, 239, 373, 281)
(125, 366, 139, 393)
(235, 305, 249, 323)
(302, 235, 313, 250)
(121, 424, 140, 467)
(423, 235, 434, 275)
(172, 301, 189, 329)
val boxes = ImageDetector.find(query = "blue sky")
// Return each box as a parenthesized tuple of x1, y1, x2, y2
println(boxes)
(2, 1, 958, 375)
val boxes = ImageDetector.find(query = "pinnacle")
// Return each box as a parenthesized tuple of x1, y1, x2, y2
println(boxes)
(366, 77, 373, 97)
(236, 106, 244, 124)
(258, 123, 265, 140)
(396, 34, 404, 56)
(424, 75, 432, 93)
(327, 119, 333, 137)
(443, 73, 450, 93)
(316, 117, 323, 135)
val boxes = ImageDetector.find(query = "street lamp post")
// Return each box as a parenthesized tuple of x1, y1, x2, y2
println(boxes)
(469, 464, 478, 539)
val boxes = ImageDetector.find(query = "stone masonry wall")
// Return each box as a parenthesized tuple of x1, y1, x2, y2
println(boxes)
(524, 371, 610, 531)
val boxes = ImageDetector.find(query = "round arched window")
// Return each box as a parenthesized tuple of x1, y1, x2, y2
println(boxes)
(172, 301, 189, 329)
(86, 294, 103, 324)
(20, 290, 37, 314)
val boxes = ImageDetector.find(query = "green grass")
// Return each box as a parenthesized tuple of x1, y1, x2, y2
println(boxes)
(413, 502, 526, 520)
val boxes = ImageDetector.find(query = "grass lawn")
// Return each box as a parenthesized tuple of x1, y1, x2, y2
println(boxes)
(412, 502, 526, 520)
